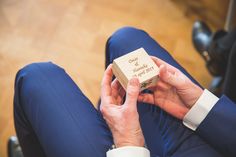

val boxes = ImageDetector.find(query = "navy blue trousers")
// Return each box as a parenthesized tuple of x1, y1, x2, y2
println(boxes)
(14, 27, 222, 157)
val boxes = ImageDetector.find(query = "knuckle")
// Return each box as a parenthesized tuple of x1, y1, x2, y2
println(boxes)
(127, 88, 137, 97)
(100, 105, 107, 115)
(127, 91, 135, 98)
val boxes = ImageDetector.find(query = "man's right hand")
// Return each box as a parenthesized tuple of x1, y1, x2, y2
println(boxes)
(138, 56, 203, 120)
(100, 64, 145, 148)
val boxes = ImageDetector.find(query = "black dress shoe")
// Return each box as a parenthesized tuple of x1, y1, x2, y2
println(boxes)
(8, 136, 24, 157)
(206, 30, 228, 76)
(192, 21, 228, 76)
(192, 21, 212, 54)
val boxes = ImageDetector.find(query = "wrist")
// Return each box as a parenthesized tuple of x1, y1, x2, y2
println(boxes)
(114, 133, 145, 148)
(183, 89, 219, 130)
(187, 85, 204, 109)
(116, 140, 145, 148)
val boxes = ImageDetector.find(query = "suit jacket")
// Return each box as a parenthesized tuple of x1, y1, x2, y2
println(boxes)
(197, 95, 236, 156)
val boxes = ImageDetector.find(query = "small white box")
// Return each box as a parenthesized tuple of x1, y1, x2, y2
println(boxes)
(112, 48, 159, 91)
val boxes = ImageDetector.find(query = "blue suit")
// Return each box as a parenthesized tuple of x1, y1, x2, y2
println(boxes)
(197, 95, 236, 156)
(14, 27, 235, 157)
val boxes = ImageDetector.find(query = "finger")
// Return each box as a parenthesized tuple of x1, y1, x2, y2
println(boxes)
(150, 56, 177, 73)
(111, 79, 126, 105)
(118, 85, 126, 99)
(138, 88, 167, 105)
(156, 80, 171, 90)
(101, 64, 113, 98)
(159, 64, 186, 89)
(111, 79, 121, 97)
(124, 78, 140, 108)
(117, 86, 126, 105)
(116, 95, 125, 105)
(154, 89, 168, 98)
(138, 93, 154, 104)
(151, 56, 190, 89)
(150, 56, 168, 67)
(147, 80, 171, 91)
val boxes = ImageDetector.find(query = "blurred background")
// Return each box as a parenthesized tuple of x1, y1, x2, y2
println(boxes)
(0, 0, 231, 156)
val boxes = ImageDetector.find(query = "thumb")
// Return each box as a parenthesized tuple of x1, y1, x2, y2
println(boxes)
(124, 78, 140, 108)
(159, 64, 186, 89)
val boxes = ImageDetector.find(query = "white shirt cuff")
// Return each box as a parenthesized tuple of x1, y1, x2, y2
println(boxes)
(183, 89, 219, 131)
(106, 146, 150, 157)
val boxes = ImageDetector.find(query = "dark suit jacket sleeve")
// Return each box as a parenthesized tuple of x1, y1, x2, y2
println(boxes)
(196, 95, 236, 156)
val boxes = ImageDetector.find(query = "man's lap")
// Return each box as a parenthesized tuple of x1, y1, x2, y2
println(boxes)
(14, 27, 222, 157)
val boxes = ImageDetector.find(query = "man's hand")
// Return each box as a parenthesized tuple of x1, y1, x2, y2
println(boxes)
(138, 56, 203, 119)
(100, 64, 145, 148)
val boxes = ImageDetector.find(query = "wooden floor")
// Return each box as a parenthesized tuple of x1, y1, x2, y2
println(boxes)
(0, 0, 227, 156)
